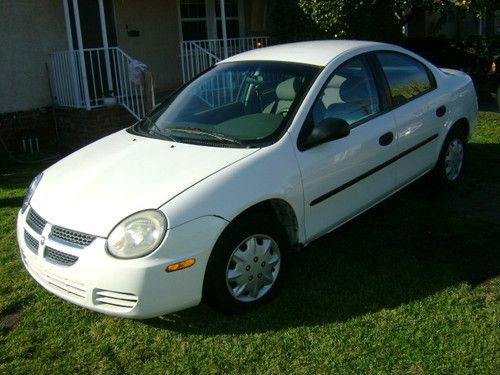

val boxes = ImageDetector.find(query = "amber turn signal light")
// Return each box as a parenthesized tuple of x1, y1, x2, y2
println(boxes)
(165, 258, 196, 272)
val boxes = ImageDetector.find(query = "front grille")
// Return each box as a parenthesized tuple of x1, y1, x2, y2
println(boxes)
(23, 256, 86, 299)
(94, 289, 138, 310)
(26, 209, 47, 234)
(44, 247, 79, 266)
(24, 230, 39, 254)
(50, 226, 96, 248)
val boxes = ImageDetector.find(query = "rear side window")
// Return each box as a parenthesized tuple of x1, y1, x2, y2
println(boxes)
(376, 52, 434, 106)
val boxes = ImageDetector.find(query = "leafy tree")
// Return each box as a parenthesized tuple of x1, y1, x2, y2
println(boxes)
(454, 0, 500, 15)
(297, 0, 403, 41)
(268, 0, 499, 42)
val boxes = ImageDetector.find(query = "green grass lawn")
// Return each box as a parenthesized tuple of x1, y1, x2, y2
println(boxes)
(1, 113, 499, 374)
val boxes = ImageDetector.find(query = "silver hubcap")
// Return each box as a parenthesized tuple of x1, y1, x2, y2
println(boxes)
(445, 138, 464, 181)
(225, 234, 281, 302)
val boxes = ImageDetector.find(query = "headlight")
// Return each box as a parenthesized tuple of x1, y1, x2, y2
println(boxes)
(107, 210, 167, 259)
(22, 172, 43, 213)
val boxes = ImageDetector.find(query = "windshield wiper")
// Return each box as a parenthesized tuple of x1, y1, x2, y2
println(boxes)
(141, 116, 178, 142)
(167, 127, 244, 147)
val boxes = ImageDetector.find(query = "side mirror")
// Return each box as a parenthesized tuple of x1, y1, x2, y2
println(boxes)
(303, 118, 350, 149)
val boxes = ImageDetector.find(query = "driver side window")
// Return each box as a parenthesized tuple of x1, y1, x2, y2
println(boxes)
(312, 56, 380, 127)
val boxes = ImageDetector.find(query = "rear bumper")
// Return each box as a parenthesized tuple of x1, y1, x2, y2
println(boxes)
(17, 208, 226, 318)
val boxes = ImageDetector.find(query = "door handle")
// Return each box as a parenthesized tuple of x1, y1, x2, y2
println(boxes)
(436, 105, 447, 117)
(379, 132, 394, 146)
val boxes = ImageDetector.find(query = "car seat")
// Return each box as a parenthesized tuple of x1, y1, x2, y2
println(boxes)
(324, 76, 371, 124)
(263, 77, 298, 116)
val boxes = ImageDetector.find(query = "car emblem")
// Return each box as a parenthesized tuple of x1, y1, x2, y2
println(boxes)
(40, 236, 45, 246)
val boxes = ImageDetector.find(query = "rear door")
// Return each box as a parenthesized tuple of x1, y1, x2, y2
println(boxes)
(373, 52, 446, 187)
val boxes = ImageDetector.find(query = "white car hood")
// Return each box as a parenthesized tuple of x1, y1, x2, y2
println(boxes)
(30, 130, 258, 237)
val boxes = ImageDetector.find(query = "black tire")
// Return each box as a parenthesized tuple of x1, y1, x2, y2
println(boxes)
(204, 214, 290, 314)
(432, 126, 467, 191)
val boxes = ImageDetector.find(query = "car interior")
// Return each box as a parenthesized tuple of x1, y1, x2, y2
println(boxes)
(155, 62, 380, 142)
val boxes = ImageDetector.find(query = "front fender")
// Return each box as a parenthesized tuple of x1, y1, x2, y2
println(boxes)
(151, 214, 230, 312)
(161, 134, 305, 242)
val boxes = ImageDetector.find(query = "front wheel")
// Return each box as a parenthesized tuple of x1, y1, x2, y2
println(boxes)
(432, 127, 466, 190)
(204, 215, 289, 313)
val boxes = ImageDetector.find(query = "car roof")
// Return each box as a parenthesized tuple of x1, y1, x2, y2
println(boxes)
(221, 40, 391, 67)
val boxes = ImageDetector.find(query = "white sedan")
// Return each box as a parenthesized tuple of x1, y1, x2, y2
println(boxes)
(17, 41, 477, 318)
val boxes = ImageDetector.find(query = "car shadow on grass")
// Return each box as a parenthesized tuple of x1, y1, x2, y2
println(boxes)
(144, 167, 500, 334)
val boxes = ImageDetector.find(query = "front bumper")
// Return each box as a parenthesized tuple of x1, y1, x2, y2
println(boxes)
(17, 207, 227, 318)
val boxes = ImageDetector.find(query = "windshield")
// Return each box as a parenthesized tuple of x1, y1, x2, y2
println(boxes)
(131, 61, 320, 147)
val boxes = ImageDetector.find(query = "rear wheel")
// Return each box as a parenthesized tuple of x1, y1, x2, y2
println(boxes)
(204, 215, 289, 313)
(432, 127, 467, 190)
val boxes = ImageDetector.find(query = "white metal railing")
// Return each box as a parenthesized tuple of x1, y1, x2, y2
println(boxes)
(112, 48, 148, 119)
(197, 71, 243, 108)
(50, 47, 150, 120)
(181, 36, 269, 82)
(196, 69, 293, 109)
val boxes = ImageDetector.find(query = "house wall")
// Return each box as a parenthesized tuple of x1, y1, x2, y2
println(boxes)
(0, 108, 57, 155)
(113, 0, 267, 92)
(55, 105, 135, 149)
(0, 0, 67, 113)
(114, 0, 183, 92)
(0, 0, 267, 115)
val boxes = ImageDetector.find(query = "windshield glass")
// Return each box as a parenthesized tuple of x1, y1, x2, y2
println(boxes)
(132, 61, 319, 147)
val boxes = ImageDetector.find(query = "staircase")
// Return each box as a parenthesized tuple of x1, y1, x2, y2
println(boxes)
(49, 47, 153, 120)
(180, 36, 269, 83)
(50, 37, 269, 120)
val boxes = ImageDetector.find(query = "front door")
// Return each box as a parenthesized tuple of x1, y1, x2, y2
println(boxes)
(295, 55, 399, 240)
(66, 0, 117, 105)
(67, 0, 117, 48)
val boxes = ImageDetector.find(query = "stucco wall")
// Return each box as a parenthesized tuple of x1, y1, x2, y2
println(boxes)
(0, 0, 66, 113)
(114, 0, 183, 92)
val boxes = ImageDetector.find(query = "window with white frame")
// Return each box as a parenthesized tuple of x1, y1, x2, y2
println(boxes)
(180, 0, 208, 41)
(215, 0, 240, 38)
(179, 0, 242, 41)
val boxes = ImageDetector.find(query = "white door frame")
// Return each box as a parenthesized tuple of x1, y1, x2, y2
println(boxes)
(61, 0, 115, 109)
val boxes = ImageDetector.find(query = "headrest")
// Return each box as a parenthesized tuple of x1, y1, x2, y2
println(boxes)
(276, 77, 297, 101)
(339, 77, 366, 103)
